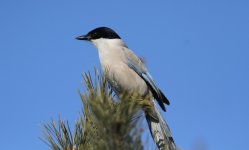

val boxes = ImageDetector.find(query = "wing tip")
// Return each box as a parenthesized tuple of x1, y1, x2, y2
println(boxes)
(159, 90, 170, 105)
(158, 100, 166, 112)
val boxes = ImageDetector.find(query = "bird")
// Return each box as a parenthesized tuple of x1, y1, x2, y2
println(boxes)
(76, 27, 176, 150)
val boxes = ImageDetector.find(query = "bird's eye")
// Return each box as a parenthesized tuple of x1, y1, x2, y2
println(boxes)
(93, 32, 97, 36)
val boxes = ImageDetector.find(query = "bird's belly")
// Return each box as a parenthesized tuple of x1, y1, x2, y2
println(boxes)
(103, 62, 148, 96)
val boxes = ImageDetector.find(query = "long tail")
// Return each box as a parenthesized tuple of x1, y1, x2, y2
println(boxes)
(145, 101, 177, 150)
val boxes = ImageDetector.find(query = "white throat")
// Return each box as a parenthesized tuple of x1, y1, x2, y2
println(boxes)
(90, 38, 127, 68)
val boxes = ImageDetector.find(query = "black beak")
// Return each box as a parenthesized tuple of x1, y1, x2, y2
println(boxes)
(75, 35, 89, 41)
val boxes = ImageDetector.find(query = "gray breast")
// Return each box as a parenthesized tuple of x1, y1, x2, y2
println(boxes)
(105, 62, 149, 97)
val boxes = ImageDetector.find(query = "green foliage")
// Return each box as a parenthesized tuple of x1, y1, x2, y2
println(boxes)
(41, 70, 145, 150)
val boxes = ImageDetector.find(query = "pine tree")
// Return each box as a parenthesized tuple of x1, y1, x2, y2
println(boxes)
(41, 70, 146, 150)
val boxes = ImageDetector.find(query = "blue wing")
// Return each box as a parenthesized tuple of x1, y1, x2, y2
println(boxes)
(127, 58, 169, 111)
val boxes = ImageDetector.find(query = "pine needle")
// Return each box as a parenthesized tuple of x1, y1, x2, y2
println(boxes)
(41, 69, 144, 150)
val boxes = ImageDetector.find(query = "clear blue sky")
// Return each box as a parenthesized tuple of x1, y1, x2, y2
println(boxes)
(0, 0, 248, 149)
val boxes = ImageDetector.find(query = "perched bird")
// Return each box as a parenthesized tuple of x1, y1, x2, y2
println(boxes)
(76, 27, 176, 150)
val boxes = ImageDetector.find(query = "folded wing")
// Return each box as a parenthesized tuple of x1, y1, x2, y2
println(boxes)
(127, 58, 170, 111)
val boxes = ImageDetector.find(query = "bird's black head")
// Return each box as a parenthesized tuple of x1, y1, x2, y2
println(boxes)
(76, 27, 121, 41)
